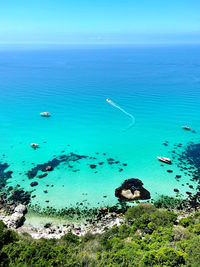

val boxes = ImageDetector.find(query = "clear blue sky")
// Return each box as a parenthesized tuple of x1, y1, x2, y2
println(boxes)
(0, 0, 200, 44)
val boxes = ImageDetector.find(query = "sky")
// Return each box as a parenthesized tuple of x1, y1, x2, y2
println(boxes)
(0, 0, 200, 44)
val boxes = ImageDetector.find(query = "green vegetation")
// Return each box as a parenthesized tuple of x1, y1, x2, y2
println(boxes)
(1, 204, 200, 266)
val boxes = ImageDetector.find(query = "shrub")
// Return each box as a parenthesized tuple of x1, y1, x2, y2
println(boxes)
(61, 232, 80, 246)
(192, 224, 200, 234)
(177, 237, 200, 266)
(133, 213, 151, 230)
(125, 203, 156, 223)
(153, 195, 185, 209)
(81, 232, 98, 243)
(98, 248, 142, 266)
(147, 222, 156, 232)
(0, 220, 6, 232)
(172, 225, 190, 241)
(178, 216, 193, 228)
(141, 247, 185, 266)
(150, 210, 177, 227)
(2, 242, 80, 266)
(0, 229, 18, 250)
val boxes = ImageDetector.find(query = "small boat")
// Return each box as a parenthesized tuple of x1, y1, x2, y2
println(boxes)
(40, 112, 51, 117)
(157, 156, 172, 164)
(30, 143, 39, 148)
(182, 126, 190, 130)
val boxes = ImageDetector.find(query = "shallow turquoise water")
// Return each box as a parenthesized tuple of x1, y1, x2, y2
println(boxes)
(0, 45, 200, 209)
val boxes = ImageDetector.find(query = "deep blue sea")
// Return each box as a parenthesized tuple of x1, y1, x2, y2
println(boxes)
(0, 45, 200, 211)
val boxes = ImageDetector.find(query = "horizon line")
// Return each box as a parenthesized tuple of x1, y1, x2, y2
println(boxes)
(0, 42, 200, 47)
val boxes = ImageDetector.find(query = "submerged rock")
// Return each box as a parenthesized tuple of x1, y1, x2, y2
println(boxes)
(38, 173, 48, 178)
(9, 190, 31, 205)
(43, 166, 53, 172)
(115, 178, 150, 201)
(90, 164, 97, 169)
(26, 152, 88, 178)
(174, 188, 179, 193)
(30, 182, 38, 187)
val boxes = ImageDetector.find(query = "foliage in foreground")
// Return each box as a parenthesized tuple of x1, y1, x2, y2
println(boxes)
(1, 204, 200, 266)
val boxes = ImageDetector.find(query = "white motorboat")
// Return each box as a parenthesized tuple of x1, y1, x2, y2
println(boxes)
(157, 156, 172, 164)
(40, 112, 51, 117)
(182, 126, 190, 130)
(30, 143, 39, 148)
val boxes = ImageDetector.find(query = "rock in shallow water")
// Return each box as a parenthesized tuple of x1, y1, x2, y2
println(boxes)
(30, 182, 38, 187)
(90, 164, 96, 169)
(38, 173, 48, 178)
(115, 178, 150, 201)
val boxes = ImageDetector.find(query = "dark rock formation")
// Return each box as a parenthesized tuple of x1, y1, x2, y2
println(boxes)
(26, 152, 88, 179)
(9, 190, 31, 205)
(115, 178, 150, 201)
(90, 164, 97, 169)
(174, 189, 179, 193)
(43, 166, 53, 172)
(38, 173, 48, 178)
(30, 182, 38, 187)
(0, 162, 13, 190)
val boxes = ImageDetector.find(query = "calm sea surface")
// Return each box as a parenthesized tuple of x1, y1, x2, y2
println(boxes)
(0, 45, 200, 210)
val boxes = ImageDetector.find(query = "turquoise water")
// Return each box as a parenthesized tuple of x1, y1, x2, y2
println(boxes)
(0, 45, 200, 210)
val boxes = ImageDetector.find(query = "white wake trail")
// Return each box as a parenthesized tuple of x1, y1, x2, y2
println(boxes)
(106, 99, 135, 131)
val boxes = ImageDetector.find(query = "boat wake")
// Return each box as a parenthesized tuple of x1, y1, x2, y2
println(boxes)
(106, 98, 136, 131)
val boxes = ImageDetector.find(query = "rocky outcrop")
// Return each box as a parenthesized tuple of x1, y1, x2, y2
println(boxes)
(38, 173, 48, 179)
(30, 182, 38, 187)
(14, 204, 27, 214)
(115, 178, 150, 201)
(7, 212, 24, 228)
(43, 166, 53, 172)
(0, 203, 27, 229)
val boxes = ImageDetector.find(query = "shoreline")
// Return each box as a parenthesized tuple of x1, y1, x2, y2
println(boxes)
(1, 193, 199, 240)
(18, 211, 124, 239)
(0, 200, 125, 239)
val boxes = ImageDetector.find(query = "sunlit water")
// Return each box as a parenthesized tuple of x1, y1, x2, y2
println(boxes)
(0, 45, 200, 210)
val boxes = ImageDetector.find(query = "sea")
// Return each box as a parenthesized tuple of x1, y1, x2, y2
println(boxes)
(0, 44, 200, 212)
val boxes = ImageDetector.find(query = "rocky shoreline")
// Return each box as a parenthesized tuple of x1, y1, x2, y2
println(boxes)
(1, 197, 199, 240)
(1, 175, 199, 240)
(18, 212, 124, 239)
(0, 199, 125, 239)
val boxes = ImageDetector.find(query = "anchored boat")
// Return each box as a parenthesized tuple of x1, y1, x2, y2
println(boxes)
(182, 126, 190, 130)
(40, 112, 51, 117)
(30, 143, 39, 148)
(157, 156, 172, 164)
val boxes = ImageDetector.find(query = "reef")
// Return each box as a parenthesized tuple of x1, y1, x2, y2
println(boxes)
(9, 190, 31, 204)
(26, 151, 128, 179)
(158, 140, 200, 211)
(115, 178, 150, 201)
(30, 182, 38, 187)
(0, 162, 13, 190)
(26, 152, 88, 178)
